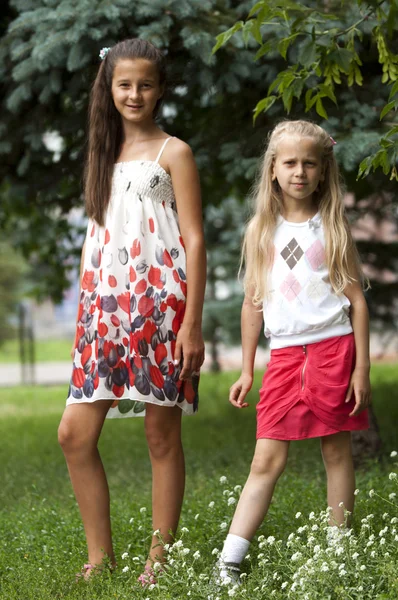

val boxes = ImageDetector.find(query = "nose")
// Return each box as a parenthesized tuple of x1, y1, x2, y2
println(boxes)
(128, 86, 141, 100)
(295, 163, 305, 177)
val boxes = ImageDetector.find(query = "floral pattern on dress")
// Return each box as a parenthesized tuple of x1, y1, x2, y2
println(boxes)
(66, 159, 199, 418)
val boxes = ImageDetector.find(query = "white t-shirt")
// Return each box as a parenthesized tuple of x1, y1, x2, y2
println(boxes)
(263, 213, 353, 349)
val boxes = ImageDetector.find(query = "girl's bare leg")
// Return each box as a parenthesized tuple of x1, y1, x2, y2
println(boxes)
(321, 431, 355, 526)
(229, 438, 290, 541)
(144, 404, 185, 565)
(58, 400, 115, 568)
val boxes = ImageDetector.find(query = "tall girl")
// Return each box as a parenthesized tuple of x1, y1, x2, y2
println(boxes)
(58, 38, 206, 583)
(218, 120, 371, 583)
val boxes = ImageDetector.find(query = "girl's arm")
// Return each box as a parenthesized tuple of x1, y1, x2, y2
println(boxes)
(229, 294, 263, 409)
(343, 250, 371, 416)
(71, 240, 86, 357)
(168, 140, 206, 380)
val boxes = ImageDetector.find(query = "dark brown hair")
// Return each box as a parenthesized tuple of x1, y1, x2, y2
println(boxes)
(84, 38, 167, 225)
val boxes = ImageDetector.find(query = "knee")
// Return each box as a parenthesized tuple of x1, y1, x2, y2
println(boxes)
(250, 451, 287, 480)
(145, 423, 181, 461)
(58, 420, 92, 456)
(322, 438, 352, 467)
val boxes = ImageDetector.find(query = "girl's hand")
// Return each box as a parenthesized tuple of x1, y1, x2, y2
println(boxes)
(345, 367, 372, 416)
(174, 325, 205, 380)
(229, 373, 253, 409)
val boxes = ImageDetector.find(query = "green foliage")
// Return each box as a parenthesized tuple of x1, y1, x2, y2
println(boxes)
(213, 0, 398, 180)
(0, 365, 397, 598)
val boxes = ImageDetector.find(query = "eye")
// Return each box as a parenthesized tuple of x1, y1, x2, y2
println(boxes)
(305, 162, 315, 166)
(285, 161, 295, 165)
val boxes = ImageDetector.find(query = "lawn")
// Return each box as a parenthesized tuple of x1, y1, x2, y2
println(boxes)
(0, 339, 73, 364)
(0, 366, 397, 599)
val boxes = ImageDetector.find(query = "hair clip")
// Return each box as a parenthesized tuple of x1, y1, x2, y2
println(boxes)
(99, 47, 111, 60)
(329, 136, 337, 146)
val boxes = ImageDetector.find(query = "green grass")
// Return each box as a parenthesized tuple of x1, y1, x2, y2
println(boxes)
(0, 366, 397, 599)
(0, 339, 73, 364)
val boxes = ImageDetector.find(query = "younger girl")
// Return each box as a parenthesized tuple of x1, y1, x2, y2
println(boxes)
(58, 39, 206, 583)
(218, 120, 371, 582)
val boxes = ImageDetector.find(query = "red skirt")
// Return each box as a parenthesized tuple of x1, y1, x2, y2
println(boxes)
(256, 333, 369, 440)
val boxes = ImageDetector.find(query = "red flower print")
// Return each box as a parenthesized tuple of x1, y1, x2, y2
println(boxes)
(94, 372, 99, 389)
(77, 304, 84, 323)
(134, 355, 143, 369)
(111, 314, 120, 327)
(81, 345, 92, 367)
(112, 384, 124, 398)
(72, 367, 85, 388)
(163, 249, 173, 268)
(150, 365, 164, 388)
(98, 322, 108, 337)
(138, 295, 154, 317)
(104, 229, 110, 244)
(91, 223, 95, 237)
(130, 239, 141, 259)
(184, 381, 195, 404)
(117, 292, 131, 314)
(129, 266, 137, 282)
(160, 301, 167, 312)
(180, 281, 187, 297)
(122, 336, 129, 346)
(167, 294, 178, 311)
(143, 320, 157, 344)
(108, 275, 117, 287)
(155, 343, 167, 365)
(173, 269, 180, 283)
(135, 279, 147, 294)
(82, 271, 96, 293)
(148, 266, 162, 287)
(149, 218, 155, 233)
(179, 236, 185, 249)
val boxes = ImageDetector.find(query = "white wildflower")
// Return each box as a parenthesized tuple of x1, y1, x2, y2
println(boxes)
(281, 582, 288, 589)
(295, 512, 302, 519)
(193, 551, 200, 560)
(195, 514, 200, 520)
(220, 522, 227, 530)
(354, 489, 360, 495)
(311, 524, 319, 531)
(339, 569, 347, 576)
(391, 517, 398, 524)
(360, 565, 366, 571)
(370, 551, 376, 558)
(129, 517, 134, 523)
(212, 548, 219, 556)
(208, 501, 215, 509)
(234, 485, 242, 493)
(228, 497, 236, 506)
(183, 548, 190, 555)
(369, 489, 375, 498)
(389, 493, 396, 500)
(181, 527, 189, 533)
(122, 566, 129, 573)
(140, 507, 147, 514)
(389, 472, 397, 481)
(320, 563, 329, 572)
(380, 538, 386, 545)
(338, 501, 345, 508)
(291, 552, 302, 561)
(121, 552, 128, 560)
(267, 536, 276, 545)
(352, 552, 359, 560)
(390, 451, 397, 458)
(219, 476, 227, 484)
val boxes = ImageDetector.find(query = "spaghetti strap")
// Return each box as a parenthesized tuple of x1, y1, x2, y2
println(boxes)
(155, 137, 173, 163)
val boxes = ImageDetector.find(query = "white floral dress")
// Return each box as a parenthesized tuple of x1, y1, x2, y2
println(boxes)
(66, 138, 199, 418)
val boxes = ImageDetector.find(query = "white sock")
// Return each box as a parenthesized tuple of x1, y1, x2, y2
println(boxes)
(221, 533, 250, 566)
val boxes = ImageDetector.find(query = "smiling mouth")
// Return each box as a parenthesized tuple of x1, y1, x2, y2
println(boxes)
(126, 105, 143, 109)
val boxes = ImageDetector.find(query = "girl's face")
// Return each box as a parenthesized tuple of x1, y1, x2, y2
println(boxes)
(272, 135, 324, 207)
(111, 58, 163, 124)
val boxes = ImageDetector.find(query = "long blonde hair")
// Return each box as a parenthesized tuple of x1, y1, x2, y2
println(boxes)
(242, 120, 362, 305)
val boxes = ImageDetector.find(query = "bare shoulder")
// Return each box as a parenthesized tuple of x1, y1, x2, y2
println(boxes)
(167, 137, 194, 162)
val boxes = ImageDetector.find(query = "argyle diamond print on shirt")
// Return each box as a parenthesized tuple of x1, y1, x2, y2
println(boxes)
(280, 238, 304, 269)
(280, 272, 302, 301)
(305, 239, 325, 270)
